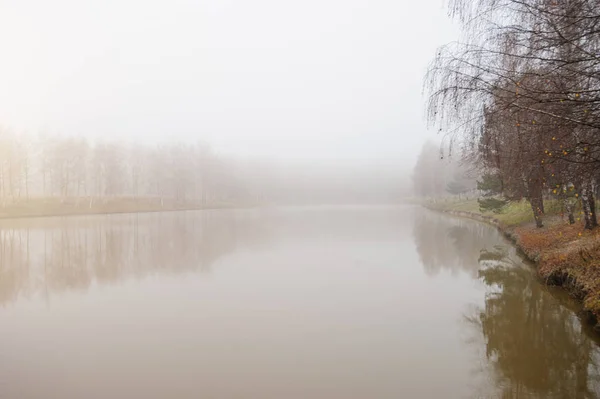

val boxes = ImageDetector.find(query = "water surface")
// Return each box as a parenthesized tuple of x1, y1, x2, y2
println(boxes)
(0, 206, 598, 398)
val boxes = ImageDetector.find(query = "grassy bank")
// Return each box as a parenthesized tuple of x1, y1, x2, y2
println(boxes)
(425, 198, 600, 329)
(0, 197, 241, 220)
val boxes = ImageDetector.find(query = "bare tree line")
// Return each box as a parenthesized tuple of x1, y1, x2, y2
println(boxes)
(0, 129, 245, 207)
(0, 128, 409, 210)
(412, 141, 477, 199)
(425, 0, 600, 228)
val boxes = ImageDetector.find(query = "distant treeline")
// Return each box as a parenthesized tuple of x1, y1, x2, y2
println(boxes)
(0, 129, 407, 208)
(424, 0, 600, 228)
(411, 141, 477, 199)
(0, 130, 242, 205)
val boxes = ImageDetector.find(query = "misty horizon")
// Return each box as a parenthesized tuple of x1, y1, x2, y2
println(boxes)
(2, 1, 600, 398)
(0, 0, 456, 166)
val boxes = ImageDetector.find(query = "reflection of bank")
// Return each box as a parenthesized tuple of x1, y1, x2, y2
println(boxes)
(467, 248, 600, 398)
(413, 209, 600, 396)
(0, 210, 273, 305)
(412, 209, 505, 277)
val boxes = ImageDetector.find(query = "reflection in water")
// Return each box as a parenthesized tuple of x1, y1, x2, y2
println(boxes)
(0, 206, 407, 306)
(413, 210, 600, 397)
(0, 209, 271, 306)
(1, 206, 600, 398)
(470, 248, 600, 398)
(412, 210, 505, 277)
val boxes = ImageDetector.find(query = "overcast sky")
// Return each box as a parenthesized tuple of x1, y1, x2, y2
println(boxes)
(0, 0, 457, 165)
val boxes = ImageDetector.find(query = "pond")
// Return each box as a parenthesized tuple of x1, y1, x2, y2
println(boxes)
(0, 206, 598, 398)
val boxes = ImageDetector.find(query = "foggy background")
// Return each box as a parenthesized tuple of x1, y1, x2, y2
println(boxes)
(0, 0, 458, 204)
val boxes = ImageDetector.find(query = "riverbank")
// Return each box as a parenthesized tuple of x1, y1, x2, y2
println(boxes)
(425, 198, 600, 330)
(0, 197, 243, 220)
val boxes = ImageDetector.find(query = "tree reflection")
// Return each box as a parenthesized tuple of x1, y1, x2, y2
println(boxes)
(0, 210, 271, 306)
(0, 230, 31, 304)
(469, 248, 600, 398)
(413, 210, 503, 277)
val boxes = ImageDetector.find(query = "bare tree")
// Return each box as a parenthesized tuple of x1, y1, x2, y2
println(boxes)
(425, 0, 600, 228)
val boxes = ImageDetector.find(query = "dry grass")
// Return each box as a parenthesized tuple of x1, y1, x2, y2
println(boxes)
(529, 224, 600, 314)
(0, 197, 238, 219)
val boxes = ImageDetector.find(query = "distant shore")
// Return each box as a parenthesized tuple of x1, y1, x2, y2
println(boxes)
(424, 198, 600, 332)
(0, 197, 243, 221)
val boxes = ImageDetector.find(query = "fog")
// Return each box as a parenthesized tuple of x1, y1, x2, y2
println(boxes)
(0, 0, 458, 204)
(4, 2, 600, 398)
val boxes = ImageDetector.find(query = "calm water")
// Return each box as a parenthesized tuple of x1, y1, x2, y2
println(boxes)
(0, 206, 599, 398)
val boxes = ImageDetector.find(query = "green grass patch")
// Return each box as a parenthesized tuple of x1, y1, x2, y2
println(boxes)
(425, 197, 588, 227)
